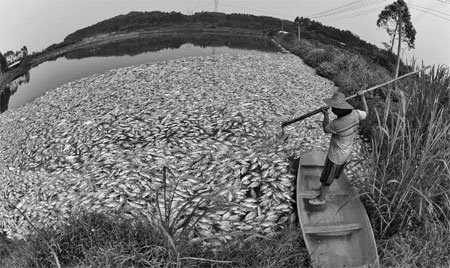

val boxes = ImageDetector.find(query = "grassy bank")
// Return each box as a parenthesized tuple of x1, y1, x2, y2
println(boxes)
(361, 65, 450, 267)
(276, 33, 450, 267)
(274, 32, 407, 140)
(0, 213, 308, 268)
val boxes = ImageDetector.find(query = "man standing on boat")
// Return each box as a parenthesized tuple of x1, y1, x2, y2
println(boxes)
(309, 91, 368, 205)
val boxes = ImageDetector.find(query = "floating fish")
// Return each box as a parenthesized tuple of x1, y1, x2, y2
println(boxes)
(0, 53, 365, 241)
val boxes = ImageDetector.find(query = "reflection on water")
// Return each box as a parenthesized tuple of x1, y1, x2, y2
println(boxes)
(66, 34, 277, 59)
(1, 86, 11, 113)
(3, 34, 279, 112)
(1, 71, 30, 112)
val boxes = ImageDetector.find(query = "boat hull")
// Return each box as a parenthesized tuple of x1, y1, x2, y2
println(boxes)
(296, 151, 379, 268)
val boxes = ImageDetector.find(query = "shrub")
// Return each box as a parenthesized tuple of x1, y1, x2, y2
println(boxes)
(292, 40, 315, 60)
(329, 50, 347, 70)
(0, 52, 7, 72)
(316, 61, 339, 79)
(303, 48, 327, 67)
(333, 70, 360, 93)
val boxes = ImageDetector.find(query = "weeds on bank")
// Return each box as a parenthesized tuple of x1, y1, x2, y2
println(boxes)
(360, 65, 450, 239)
(274, 33, 393, 140)
(0, 198, 61, 268)
(1, 213, 308, 268)
(379, 225, 450, 268)
(141, 165, 237, 263)
(282, 29, 450, 241)
(0, 165, 309, 268)
(279, 31, 450, 264)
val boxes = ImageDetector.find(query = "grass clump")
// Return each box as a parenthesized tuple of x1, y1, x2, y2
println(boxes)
(1, 213, 170, 268)
(1, 166, 308, 268)
(0, 213, 308, 268)
(361, 65, 450, 239)
(356, 65, 450, 267)
(379, 226, 450, 268)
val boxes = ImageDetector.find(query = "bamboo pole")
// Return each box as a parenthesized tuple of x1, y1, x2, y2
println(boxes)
(281, 65, 430, 128)
(395, 4, 402, 79)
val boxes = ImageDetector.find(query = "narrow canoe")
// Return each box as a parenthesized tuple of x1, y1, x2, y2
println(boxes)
(296, 151, 379, 268)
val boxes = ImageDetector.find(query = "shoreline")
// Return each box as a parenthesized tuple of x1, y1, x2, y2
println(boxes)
(0, 27, 266, 92)
(31, 27, 264, 66)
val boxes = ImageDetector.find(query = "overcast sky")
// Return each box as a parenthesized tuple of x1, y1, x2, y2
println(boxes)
(1, 0, 449, 67)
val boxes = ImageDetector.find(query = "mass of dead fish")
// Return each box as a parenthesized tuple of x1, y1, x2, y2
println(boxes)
(0, 53, 366, 240)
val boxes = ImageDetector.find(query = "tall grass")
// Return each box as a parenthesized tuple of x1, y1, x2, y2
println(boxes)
(379, 224, 450, 267)
(361, 65, 450, 239)
(140, 166, 237, 259)
(0, 213, 308, 268)
(0, 166, 309, 268)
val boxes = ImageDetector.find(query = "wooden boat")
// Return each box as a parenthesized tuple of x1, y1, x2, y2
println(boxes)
(296, 151, 379, 268)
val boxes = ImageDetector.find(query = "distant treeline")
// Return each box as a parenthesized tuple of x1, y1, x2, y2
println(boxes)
(294, 17, 397, 70)
(64, 11, 283, 42)
(65, 34, 277, 59)
(61, 11, 394, 69)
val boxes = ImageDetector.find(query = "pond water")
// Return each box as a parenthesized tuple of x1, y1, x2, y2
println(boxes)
(3, 34, 279, 112)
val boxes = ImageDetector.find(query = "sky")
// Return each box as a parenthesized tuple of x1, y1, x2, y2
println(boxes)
(1, 0, 449, 67)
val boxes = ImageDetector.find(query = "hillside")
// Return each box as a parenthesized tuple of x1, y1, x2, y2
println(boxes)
(63, 11, 281, 42)
(60, 11, 396, 71)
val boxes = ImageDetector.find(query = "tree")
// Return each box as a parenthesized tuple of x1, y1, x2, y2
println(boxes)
(377, 0, 416, 52)
(21, 46, 28, 56)
(0, 51, 7, 72)
(377, 0, 416, 77)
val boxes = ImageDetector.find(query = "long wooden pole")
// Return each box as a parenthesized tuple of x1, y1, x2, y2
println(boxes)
(395, 4, 402, 78)
(281, 65, 430, 128)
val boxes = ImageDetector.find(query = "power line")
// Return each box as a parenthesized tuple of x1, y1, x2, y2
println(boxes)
(220, 3, 290, 19)
(192, 1, 214, 12)
(314, 0, 385, 19)
(309, 0, 385, 19)
(436, 0, 450, 4)
(186, 0, 209, 14)
(307, 0, 370, 18)
(311, 0, 385, 19)
(192, 0, 205, 10)
(409, 6, 450, 21)
(321, 6, 384, 23)
(214, 0, 218, 12)
(407, 3, 450, 18)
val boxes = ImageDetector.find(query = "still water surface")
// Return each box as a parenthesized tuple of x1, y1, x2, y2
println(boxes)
(7, 35, 279, 110)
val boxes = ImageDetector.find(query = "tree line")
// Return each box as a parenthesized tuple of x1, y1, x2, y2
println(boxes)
(64, 11, 284, 42)
(3, 7, 413, 78)
(0, 46, 28, 73)
(61, 11, 394, 69)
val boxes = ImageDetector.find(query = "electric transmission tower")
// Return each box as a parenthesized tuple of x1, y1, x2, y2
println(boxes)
(214, 0, 218, 12)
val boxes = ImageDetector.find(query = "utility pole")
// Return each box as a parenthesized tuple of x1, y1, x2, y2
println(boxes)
(395, 3, 402, 78)
(294, 17, 301, 41)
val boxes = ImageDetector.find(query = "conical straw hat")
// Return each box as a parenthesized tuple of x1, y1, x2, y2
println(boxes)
(323, 92, 354, 110)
